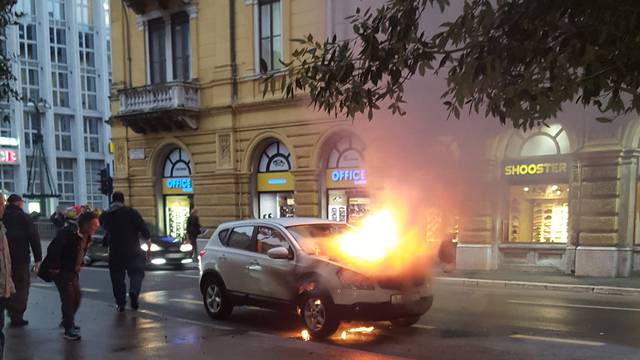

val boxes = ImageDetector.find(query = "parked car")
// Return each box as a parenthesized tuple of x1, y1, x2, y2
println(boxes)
(198, 218, 433, 339)
(84, 223, 194, 268)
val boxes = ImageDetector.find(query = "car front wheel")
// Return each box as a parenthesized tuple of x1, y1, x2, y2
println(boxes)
(299, 290, 340, 339)
(203, 277, 233, 320)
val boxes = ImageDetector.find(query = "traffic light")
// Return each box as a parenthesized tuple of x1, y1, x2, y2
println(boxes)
(99, 168, 113, 195)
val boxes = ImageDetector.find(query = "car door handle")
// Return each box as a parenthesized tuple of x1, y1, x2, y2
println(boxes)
(246, 265, 262, 271)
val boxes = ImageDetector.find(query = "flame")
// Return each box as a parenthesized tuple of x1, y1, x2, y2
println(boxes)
(348, 326, 375, 334)
(340, 331, 347, 340)
(301, 330, 311, 341)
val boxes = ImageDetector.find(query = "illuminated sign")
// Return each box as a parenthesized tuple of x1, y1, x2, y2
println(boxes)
(0, 137, 19, 147)
(0, 149, 18, 165)
(162, 177, 193, 194)
(257, 172, 295, 192)
(503, 157, 571, 184)
(504, 162, 567, 176)
(326, 168, 367, 189)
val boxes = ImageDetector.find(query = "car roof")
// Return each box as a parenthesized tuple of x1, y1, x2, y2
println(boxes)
(219, 217, 341, 229)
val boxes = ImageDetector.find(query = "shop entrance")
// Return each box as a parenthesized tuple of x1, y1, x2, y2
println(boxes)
(255, 141, 295, 219)
(160, 148, 193, 240)
(164, 195, 192, 240)
(327, 189, 369, 223)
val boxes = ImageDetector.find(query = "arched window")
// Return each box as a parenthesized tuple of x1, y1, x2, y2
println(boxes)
(327, 135, 365, 168)
(506, 124, 571, 158)
(163, 148, 191, 177)
(258, 141, 291, 172)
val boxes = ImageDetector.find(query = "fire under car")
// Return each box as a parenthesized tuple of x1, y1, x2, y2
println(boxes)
(199, 218, 433, 339)
(84, 223, 195, 268)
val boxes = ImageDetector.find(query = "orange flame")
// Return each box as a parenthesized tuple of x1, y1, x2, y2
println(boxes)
(301, 330, 311, 341)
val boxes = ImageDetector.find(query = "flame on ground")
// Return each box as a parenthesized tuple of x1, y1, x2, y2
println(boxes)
(338, 326, 377, 341)
(301, 330, 311, 341)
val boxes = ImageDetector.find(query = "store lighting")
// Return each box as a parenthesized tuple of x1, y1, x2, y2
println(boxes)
(551, 185, 559, 191)
(523, 187, 530, 192)
(141, 243, 162, 252)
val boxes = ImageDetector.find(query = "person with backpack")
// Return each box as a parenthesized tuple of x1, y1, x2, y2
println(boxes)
(0, 193, 16, 358)
(99, 192, 151, 312)
(43, 210, 100, 341)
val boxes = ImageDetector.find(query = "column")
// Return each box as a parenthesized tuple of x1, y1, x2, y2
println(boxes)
(291, 168, 321, 218)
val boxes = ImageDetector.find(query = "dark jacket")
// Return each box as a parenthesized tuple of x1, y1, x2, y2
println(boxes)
(186, 215, 201, 239)
(45, 225, 85, 275)
(3, 203, 42, 267)
(99, 202, 150, 258)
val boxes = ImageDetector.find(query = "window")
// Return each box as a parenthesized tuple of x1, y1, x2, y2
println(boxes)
(258, 141, 291, 172)
(507, 184, 569, 243)
(48, 0, 66, 20)
(0, 108, 11, 137)
(171, 12, 190, 81)
(19, 23, 39, 102)
(54, 114, 73, 152)
(226, 226, 255, 251)
(256, 226, 290, 255)
(217, 229, 229, 243)
(85, 160, 104, 208)
(148, 18, 166, 84)
(84, 116, 101, 153)
(163, 148, 191, 177)
(18, 0, 36, 16)
(79, 31, 98, 110)
(56, 158, 76, 206)
(0, 166, 15, 193)
(50, 26, 69, 107)
(76, 0, 92, 26)
(23, 112, 41, 149)
(258, 0, 282, 72)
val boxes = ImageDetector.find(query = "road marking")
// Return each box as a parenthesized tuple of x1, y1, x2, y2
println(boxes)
(411, 324, 436, 330)
(171, 299, 201, 305)
(510, 334, 605, 347)
(81, 288, 100, 293)
(175, 274, 199, 279)
(32, 283, 53, 288)
(136, 308, 234, 330)
(508, 299, 640, 312)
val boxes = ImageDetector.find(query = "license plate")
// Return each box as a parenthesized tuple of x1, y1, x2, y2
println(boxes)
(391, 293, 421, 304)
(165, 253, 185, 259)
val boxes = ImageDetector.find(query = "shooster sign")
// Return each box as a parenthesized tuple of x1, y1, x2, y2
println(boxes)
(503, 157, 571, 183)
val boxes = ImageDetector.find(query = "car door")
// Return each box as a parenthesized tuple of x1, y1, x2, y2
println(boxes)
(250, 225, 297, 301)
(216, 225, 257, 295)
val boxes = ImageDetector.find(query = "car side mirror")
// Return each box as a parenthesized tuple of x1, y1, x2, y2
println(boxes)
(267, 247, 292, 260)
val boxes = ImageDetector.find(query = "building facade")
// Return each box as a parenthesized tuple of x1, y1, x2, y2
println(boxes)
(110, 0, 640, 277)
(0, 0, 113, 214)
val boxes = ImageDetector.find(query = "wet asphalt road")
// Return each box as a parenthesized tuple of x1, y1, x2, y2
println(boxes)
(8, 264, 640, 360)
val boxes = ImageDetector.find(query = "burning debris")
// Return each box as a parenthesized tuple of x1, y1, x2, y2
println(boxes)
(301, 330, 311, 342)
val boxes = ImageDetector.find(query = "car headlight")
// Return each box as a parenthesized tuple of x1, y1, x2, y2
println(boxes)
(180, 243, 193, 252)
(141, 243, 162, 252)
(336, 268, 375, 290)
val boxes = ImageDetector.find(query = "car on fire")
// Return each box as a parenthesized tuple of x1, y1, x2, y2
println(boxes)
(199, 218, 433, 339)
(84, 223, 195, 268)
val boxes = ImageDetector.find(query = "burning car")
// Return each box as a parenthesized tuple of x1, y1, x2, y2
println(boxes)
(199, 215, 433, 339)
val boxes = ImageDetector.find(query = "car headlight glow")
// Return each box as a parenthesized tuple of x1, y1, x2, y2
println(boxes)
(336, 268, 375, 291)
(180, 243, 193, 252)
(140, 243, 162, 252)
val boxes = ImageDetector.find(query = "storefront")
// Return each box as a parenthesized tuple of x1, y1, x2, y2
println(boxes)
(322, 134, 369, 224)
(161, 148, 193, 240)
(256, 141, 295, 218)
(500, 156, 572, 269)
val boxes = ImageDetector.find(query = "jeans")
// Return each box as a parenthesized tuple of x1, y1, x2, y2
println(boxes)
(7, 265, 30, 322)
(109, 253, 145, 306)
(54, 273, 81, 331)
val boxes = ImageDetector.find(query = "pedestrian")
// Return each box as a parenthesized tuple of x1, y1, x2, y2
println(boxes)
(2, 194, 41, 327)
(0, 194, 16, 359)
(46, 210, 100, 341)
(186, 208, 201, 260)
(99, 192, 151, 312)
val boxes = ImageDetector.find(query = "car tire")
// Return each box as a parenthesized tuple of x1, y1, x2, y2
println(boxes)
(202, 277, 233, 320)
(299, 289, 340, 339)
(390, 316, 421, 327)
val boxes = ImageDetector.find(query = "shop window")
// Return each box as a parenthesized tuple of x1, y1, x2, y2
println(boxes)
(507, 184, 569, 243)
(163, 148, 191, 177)
(256, 226, 290, 255)
(226, 226, 255, 251)
(258, 141, 291, 172)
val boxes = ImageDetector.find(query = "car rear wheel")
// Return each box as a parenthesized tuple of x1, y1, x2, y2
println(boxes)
(203, 277, 233, 320)
(390, 316, 421, 327)
(299, 290, 340, 339)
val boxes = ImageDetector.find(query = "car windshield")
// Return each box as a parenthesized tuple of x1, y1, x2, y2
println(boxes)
(287, 223, 350, 257)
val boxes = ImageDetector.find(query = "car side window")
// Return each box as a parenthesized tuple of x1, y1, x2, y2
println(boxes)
(218, 229, 229, 244)
(256, 226, 290, 255)
(226, 226, 255, 252)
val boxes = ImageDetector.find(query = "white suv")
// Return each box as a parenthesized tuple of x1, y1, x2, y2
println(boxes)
(199, 218, 433, 338)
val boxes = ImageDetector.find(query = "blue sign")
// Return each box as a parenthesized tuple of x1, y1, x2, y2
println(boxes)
(330, 169, 367, 186)
(267, 179, 287, 185)
(164, 177, 193, 194)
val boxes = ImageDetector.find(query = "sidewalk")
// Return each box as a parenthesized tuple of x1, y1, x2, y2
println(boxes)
(5, 288, 395, 360)
(435, 269, 640, 296)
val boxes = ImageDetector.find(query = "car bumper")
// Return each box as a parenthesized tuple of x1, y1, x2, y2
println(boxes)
(334, 296, 433, 321)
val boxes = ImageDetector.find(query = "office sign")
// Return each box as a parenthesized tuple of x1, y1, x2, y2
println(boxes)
(162, 177, 193, 194)
(326, 168, 367, 189)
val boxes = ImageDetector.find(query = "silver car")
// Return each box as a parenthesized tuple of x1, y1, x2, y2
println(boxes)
(198, 218, 433, 338)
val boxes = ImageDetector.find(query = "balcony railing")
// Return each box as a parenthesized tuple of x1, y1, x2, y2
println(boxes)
(115, 81, 200, 134)
(123, 0, 191, 15)
(118, 81, 199, 115)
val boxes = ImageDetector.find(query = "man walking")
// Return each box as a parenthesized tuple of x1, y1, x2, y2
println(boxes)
(46, 210, 100, 341)
(2, 194, 41, 327)
(100, 192, 150, 312)
(0, 194, 16, 358)
(186, 208, 201, 261)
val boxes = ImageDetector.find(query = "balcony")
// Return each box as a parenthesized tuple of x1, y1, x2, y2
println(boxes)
(115, 81, 200, 134)
(123, 0, 192, 15)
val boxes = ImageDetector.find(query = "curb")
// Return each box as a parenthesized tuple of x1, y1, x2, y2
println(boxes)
(435, 277, 640, 296)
